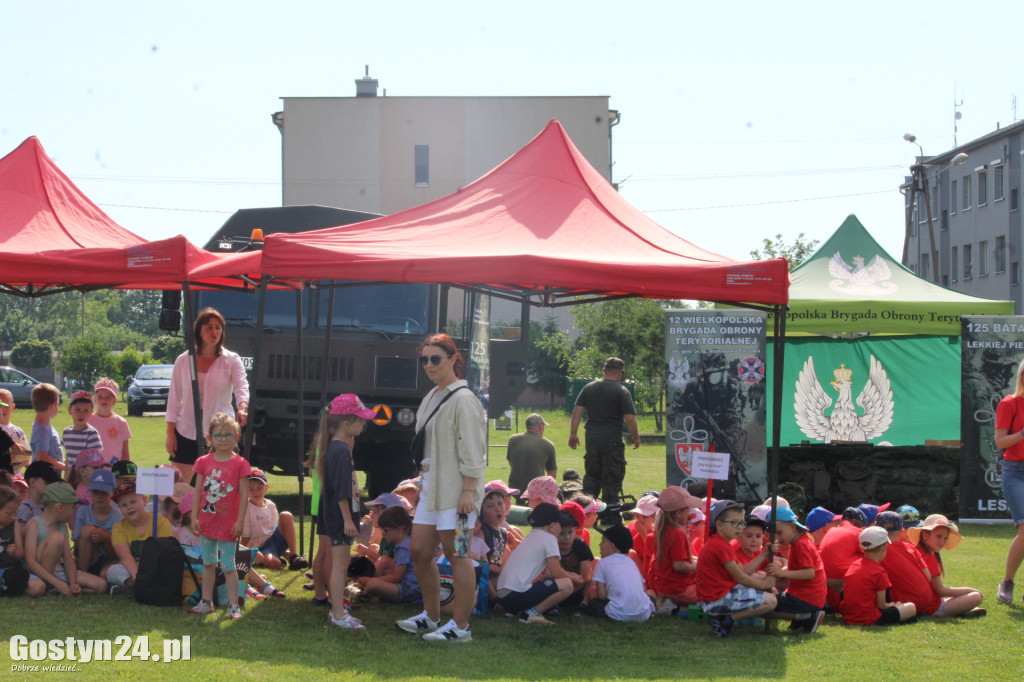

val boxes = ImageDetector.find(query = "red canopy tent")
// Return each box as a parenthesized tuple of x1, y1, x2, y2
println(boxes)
(0, 136, 261, 294)
(261, 120, 789, 307)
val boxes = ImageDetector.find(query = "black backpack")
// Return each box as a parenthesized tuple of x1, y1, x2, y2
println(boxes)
(135, 537, 195, 607)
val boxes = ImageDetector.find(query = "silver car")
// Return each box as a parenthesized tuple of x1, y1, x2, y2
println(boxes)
(126, 364, 173, 416)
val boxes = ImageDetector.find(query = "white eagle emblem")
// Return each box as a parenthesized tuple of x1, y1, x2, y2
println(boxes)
(827, 252, 897, 295)
(794, 355, 894, 443)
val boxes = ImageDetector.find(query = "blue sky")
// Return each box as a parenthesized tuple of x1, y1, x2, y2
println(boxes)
(3, 1, 1022, 262)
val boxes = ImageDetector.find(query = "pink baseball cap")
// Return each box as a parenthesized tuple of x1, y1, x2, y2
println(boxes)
(75, 449, 107, 469)
(328, 394, 377, 419)
(635, 493, 660, 517)
(687, 508, 706, 524)
(93, 378, 119, 397)
(521, 476, 560, 506)
(484, 480, 521, 497)
(179, 491, 194, 515)
(11, 473, 28, 489)
(657, 486, 702, 512)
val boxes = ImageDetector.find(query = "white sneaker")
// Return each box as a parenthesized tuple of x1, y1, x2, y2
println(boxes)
(396, 610, 439, 634)
(330, 611, 366, 630)
(422, 619, 472, 642)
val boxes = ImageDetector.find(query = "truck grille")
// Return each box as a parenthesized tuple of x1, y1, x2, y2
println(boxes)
(374, 356, 418, 390)
(267, 354, 353, 383)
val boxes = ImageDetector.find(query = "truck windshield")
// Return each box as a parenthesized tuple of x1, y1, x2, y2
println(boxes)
(316, 282, 430, 334)
(197, 289, 309, 328)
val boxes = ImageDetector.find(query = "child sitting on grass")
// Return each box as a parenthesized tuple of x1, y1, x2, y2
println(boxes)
(731, 517, 773, 575)
(767, 507, 827, 634)
(355, 492, 411, 573)
(839, 526, 916, 626)
(15, 461, 61, 554)
(876, 511, 985, 618)
(555, 508, 593, 613)
(89, 378, 130, 464)
(73, 469, 121, 577)
(107, 482, 174, 595)
(496, 502, 573, 624)
(590, 524, 655, 622)
(475, 489, 511, 602)
(0, 484, 45, 596)
(354, 505, 420, 603)
(907, 514, 986, 618)
(241, 468, 307, 571)
(30, 383, 65, 472)
(650, 486, 702, 614)
(696, 500, 777, 638)
(0, 388, 31, 472)
(23, 482, 107, 596)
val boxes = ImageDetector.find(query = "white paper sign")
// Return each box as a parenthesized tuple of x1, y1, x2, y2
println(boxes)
(691, 450, 731, 481)
(136, 467, 175, 496)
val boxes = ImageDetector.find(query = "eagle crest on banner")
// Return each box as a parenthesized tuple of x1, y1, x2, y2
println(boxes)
(827, 252, 897, 295)
(794, 355, 894, 443)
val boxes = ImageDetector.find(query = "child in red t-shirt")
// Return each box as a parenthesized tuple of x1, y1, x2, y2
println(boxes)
(649, 486, 701, 613)
(767, 507, 827, 634)
(730, 517, 772, 575)
(839, 526, 916, 626)
(907, 514, 986, 618)
(696, 500, 777, 638)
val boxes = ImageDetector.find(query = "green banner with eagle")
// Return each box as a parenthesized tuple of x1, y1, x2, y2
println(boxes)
(767, 335, 960, 446)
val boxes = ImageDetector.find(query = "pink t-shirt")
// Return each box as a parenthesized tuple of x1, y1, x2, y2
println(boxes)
(89, 414, 132, 464)
(194, 453, 251, 542)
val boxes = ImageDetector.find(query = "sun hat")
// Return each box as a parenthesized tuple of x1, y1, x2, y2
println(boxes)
(582, 498, 607, 514)
(328, 394, 376, 419)
(859, 526, 891, 551)
(896, 504, 922, 528)
(562, 469, 581, 482)
(709, 499, 744, 527)
(366, 492, 410, 509)
(598, 524, 634, 553)
(484, 480, 521, 497)
(635, 493, 660, 517)
(906, 514, 962, 551)
(528, 502, 562, 527)
(43, 482, 79, 505)
(768, 506, 806, 530)
(874, 511, 904, 532)
(93, 378, 119, 397)
(559, 501, 585, 530)
(522, 476, 560, 506)
(806, 507, 842, 532)
(656, 486, 702, 512)
(88, 469, 116, 494)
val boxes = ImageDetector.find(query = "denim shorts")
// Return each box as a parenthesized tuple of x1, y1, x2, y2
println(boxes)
(1002, 459, 1024, 526)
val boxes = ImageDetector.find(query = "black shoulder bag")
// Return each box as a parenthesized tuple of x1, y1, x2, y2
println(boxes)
(410, 386, 466, 469)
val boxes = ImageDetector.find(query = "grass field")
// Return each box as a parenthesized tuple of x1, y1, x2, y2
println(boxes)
(1, 405, 1021, 680)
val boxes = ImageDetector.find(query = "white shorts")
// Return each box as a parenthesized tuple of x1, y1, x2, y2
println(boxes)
(413, 469, 477, 531)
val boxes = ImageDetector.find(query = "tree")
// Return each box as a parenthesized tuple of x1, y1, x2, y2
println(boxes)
(58, 337, 118, 390)
(10, 339, 54, 369)
(749, 233, 820, 270)
(116, 346, 156, 381)
(528, 316, 569, 405)
(150, 336, 185, 364)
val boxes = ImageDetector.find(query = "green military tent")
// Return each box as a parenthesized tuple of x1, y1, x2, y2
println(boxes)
(725, 214, 1013, 445)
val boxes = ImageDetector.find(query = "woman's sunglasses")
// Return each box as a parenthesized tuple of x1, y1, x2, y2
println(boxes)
(419, 354, 449, 366)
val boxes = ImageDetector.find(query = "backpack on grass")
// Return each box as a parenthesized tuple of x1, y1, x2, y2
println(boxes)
(135, 536, 197, 607)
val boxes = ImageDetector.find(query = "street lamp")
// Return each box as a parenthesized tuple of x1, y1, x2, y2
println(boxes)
(900, 133, 968, 283)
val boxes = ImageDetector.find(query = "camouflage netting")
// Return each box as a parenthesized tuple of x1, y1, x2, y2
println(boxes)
(778, 445, 960, 519)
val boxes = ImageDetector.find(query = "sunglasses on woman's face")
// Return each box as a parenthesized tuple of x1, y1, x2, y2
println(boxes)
(419, 354, 447, 366)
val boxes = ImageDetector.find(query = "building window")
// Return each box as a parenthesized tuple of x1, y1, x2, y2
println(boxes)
(951, 246, 958, 282)
(414, 145, 429, 186)
(920, 253, 930, 279)
(951, 180, 957, 213)
(941, 209, 948, 231)
(978, 170, 988, 205)
(979, 240, 988, 276)
(1013, 262, 1020, 285)
(996, 236, 1006, 273)
(963, 176, 972, 209)
(963, 244, 973, 279)
(1012, 188, 1019, 211)
(995, 164, 1005, 200)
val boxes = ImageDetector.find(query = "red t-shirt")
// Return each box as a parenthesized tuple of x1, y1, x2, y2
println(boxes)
(696, 533, 737, 602)
(997, 394, 1024, 461)
(882, 541, 941, 616)
(649, 526, 694, 594)
(194, 452, 252, 542)
(628, 523, 652, 579)
(783, 533, 827, 608)
(819, 520, 863, 580)
(840, 557, 891, 625)
(729, 538, 764, 569)
(915, 544, 942, 578)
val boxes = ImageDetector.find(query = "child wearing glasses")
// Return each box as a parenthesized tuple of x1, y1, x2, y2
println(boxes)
(696, 500, 777, 638)
(189, 412, 251, 620)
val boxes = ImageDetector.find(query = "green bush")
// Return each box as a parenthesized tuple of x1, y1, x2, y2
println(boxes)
(150, 336, 185, 364)
(116, 346, 156, 381)
(10, 339, 54, 369)
(58, 337, 118, 390)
